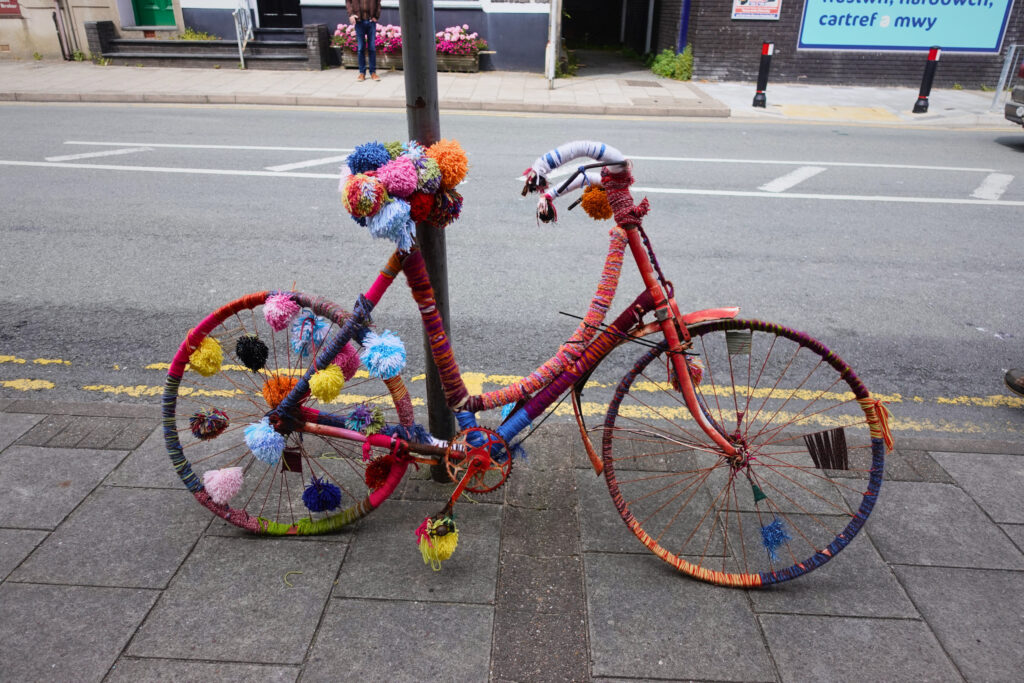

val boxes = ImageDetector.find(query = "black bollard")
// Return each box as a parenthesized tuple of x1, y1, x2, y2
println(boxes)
(753, 42, 774, 108)
(913, 46, 940, 114)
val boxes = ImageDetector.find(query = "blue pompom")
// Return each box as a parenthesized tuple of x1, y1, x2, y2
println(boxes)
(244, 417, 285, 465)
(290, 308, 331, 357)
(360, 330, 406, 379)
(761, 518, 793, 562)
(347, 141, 391, 174)
(302, 475, 342, 512)
(367, 199, 415, 251)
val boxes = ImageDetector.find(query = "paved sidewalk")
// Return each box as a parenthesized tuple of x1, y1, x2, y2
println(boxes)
(0, 60, 1015, 127)
(1, 398, 1023, 681)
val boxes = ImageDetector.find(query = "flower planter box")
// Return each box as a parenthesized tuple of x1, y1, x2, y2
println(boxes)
(336, 47, 403, 70)
(435, 53, 479, 73)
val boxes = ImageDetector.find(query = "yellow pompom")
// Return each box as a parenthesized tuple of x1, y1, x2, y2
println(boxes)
(262, 373, 298, 408)
(418, 518, 458, 570)
(188, 337, 223, 377)
(309, 364, 345, 403)
(581, 184, 614, 221)
(426, 139, 468, 190)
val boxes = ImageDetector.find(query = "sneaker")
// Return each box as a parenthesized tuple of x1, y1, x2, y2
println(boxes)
(370, 72, 380, 81)
(357, 73, 365, 81)
(1006, 369, 1024, 397)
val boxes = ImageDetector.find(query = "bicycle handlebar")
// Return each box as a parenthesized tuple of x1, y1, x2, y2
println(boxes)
(522, 141, 629, 223)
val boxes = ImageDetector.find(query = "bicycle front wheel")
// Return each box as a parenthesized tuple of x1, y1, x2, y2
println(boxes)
(163, 291, 417, 535)
(602, 319, 886, 587)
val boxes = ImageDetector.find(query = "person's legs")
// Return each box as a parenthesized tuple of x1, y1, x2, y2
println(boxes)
(367, 20, 377, 76)
(355, 20, 369, 76)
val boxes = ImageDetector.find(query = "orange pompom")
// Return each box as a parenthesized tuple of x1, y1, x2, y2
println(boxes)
(425, 139, 468, 190)
(262, 373, 298, 408)
(580, 185, 614, 221)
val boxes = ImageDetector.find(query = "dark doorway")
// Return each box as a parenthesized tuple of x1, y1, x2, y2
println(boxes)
(563, 0, 622, 48)
(258, 0, 301, 29)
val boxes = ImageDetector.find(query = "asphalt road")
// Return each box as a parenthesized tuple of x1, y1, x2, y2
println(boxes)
(1, 102, 1022, 442)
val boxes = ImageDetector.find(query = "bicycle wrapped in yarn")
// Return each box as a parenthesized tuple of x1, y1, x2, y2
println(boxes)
(163, 139, 891, 586)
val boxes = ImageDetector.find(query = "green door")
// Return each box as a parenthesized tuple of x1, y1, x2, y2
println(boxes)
(132, 0, 174, 26)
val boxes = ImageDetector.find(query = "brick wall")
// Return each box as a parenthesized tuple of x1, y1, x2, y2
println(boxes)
(686, 0, 1024, 88)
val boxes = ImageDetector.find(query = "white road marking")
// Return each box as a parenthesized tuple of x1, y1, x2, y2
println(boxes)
(265, 155, 350, 172)
(758, 166, 827, 193)
(629, 155, 995, 173)
(971, 173, 1014, 200)
(65, 140, 352, 153)
(45, 146, 153, 162)
(0, 159, 337, 179)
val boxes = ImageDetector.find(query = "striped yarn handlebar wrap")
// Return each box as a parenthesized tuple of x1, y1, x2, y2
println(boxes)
(602, 167, 649, 228)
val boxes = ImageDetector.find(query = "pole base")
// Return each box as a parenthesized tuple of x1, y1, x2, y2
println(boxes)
(912, 96, 929, 114)
(752, 92, 767, 108)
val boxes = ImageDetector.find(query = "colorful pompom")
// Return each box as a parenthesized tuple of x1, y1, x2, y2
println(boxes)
(236, 334, 269, 372)
(376, 156, 419, 198)
(383, 140, 403, 159)
(188, 336, 223, 377)
(244, 417, 285, 465)
(302, 475, 342, 512)
(360, 330, 406, 379)
(402, 140, 426, 160)
(332, 342, 362, 381)
(761, 518, 793, 562)
(428, 188, 463, 229)
(367, 198, 416, 251)
(346, 404, 375, 432)
(262, 373, 298, 408)
(416, 157, 442, 194)
(408, 192, 434, 222)
(203, 467, 243, 505)
(309, 364, 345, 403)
(364, 406, 385, 435)
(426, 139, 468, 190)
(347, 141, 392, 174)
(264, 293, 300, 332)
(415, 515, 459, 570)
(290, 309, 331, 357)
(581, 184, 614, 220)
(364, 455, 393, 489)
(189, 409, 229, 440)
(342, 173, 388, 218)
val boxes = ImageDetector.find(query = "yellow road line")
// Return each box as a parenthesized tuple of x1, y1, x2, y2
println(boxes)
(0, 355, 71, 366)
(1, 379, 56, 390)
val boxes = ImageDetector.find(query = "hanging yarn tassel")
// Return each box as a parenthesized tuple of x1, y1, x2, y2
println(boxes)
(309, 364, 345, 403)
(290, 309, 331, 357)
(408, 191, 434, 223)
(761, 518, 793, 562)
(342, 173, 388, 219)
(202, 467, 243, 505)
(415, 515, 459, 570)
(364, 455, 393, 489)
(189, 409, 229, 440)
(402, 140, 426, 161)
(235, 334, 269, 372)
(244, 418, 285, 465)
(383, 140, 403, 159)
(188, 336, 223, 377)
(580, 184, 614, 220)
(262, 373, 298, 409)
(426, 139, 469, 190)
(375, 156, 419, 199)
(364, 406, 386, 435)
(347, 141, 392, 174)
(301, 475, 343, 512)
(428, 189, 463, 229)
(345, 404, 375, 432)
(669, 356, 704, 392)
(415, 157, 442, 194)
(264, 293, 300, 332)
(332, 342, 362, 381)
(360, 330, 407, 379)
(367, 198, 416, 251)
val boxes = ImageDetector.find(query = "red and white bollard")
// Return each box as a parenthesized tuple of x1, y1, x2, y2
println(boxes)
(752, 42, 774, 108)
(913, 46, 941, 114)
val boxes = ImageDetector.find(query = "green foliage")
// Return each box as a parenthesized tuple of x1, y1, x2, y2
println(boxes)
(32, 52, 42, 61)
(557, 49, 579, 78)
(651, 46, 693, 81)
(980, 84, 994, 92)
(72, 50, 86, 61)
(91, 54, 111, 66)
(952, 82, 963, 90)
(176, 27, 221, 41)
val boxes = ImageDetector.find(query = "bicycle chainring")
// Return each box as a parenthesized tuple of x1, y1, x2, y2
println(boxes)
(444, 427, 514, 494)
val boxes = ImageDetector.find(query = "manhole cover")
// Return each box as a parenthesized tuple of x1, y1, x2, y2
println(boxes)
(621, 79, 664, 88)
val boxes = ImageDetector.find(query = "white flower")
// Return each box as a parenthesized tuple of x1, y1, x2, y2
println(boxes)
(463, 24, 468, 29)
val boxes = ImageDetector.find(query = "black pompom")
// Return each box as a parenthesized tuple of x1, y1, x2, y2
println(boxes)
(236, 334, 269, 372)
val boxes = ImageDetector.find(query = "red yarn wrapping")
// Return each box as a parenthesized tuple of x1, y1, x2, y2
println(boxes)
(408, 192, 434, 222)
(601, 167, 649, 228)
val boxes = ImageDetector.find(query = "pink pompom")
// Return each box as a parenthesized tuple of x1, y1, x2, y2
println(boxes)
(203, 466, 243, 505)
(264, 293, 300, 332)
(332, 342, 362, 381)
(375, 157, 419, 199)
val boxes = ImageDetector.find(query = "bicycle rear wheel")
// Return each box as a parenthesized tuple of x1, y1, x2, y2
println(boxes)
(602, 319, 886, 587)
(163, 291, 417, 535)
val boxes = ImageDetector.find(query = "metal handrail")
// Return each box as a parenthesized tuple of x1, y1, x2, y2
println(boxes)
(233, 2, 254, 69)
(991, 43, 1022, 112)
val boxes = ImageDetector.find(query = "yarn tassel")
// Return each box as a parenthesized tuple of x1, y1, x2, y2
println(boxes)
(761, 518, 792, 562)
(360, 330, 407, 379)
(188, 336, 223, 377)
(415, 515, 458, 571)
(244, 417, 285, 465)
(202, 467, 243, 505)
(189, 409, 229, 440)
(302, 475, 342, 512)
(858, 397, 895, 452)
(309, 364, 345, 403)
(235, 334, 269, 372)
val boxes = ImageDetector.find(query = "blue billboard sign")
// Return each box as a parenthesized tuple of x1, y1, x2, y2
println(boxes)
(799, 0, 1014, 52)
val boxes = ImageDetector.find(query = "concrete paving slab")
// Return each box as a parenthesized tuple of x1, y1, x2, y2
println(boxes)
(1002, 523, 1024, 552)
(0, 411, 41, 451)
(497, 552, 583, 614)
(491, 609, 589, 682)
(931, 451, 1024, 523)
(575, 467, 646, 554)
(895, 565, 1024, 681)
(0, 445, 127, 529)
(129, 536, 343, 665)
(506, 463, 577, 510)
(502, 505, 580, 558)
(104, 424, 185, 488)
(861, 480, 1024, 569)
(334, 499, 500, 604)
(10, 486, 209, 588)
(585, 552, 774, 681)
(106, 658, 299, 682)
(760, 613, 959, 682)
(0, 528, 47, 580)
(305, 598, 492, 682)
(0, 583, 158, 682)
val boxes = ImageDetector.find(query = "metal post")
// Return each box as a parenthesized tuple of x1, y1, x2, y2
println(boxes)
(913, 46, 940, 114)
(753, 42, 773, 108)
(991, 43, 1018, 112)
(399, 1, 456, 477)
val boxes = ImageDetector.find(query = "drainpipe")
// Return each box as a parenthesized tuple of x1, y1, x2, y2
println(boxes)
(644, 0, 655, 55)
